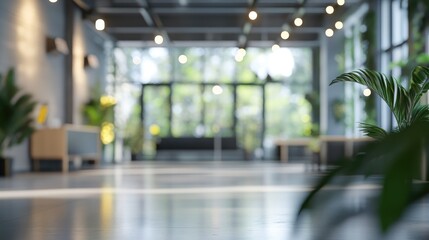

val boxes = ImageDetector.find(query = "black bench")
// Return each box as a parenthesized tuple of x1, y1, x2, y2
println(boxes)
(155, 137, 244, 160)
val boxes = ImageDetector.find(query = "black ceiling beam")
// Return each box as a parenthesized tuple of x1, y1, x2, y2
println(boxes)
(139, 8, 154, 26)
(273, 0, 310, 44)
(96, 7, 326, 14)
(111, 32, 319, 42)
(237, 0, 259, 48)
(154, 7, 325, 14)
(135, 0, 170, 43)
(73, 0, 95, 11)
(107, 26, 322, 34)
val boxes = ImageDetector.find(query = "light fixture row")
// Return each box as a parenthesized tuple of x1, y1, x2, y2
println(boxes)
(323, 0, 346, 38)
(325, 21, 343, 37)
(248, 10, 258, 21)
(93, 17, 166, 46)
(273, 0, 347, 47)
(48, 0, 108, 32)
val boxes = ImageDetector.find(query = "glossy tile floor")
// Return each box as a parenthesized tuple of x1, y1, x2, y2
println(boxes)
(0, 161, 428, 240)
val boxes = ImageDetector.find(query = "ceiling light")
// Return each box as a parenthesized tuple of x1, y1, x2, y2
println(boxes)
(281, 31, 290, 40)
(326, 6, 334, 14)
(95, 19, 105, 31)
(235, 54, 244, 62)
(249, 10, 258, 20)
(325, 28, 334, 37)
(154, 35, 164, 44)
(363, 88, 371, 97)
(178, 54, 188, 64)
(49, 0, 58, 2)
(237, 48, 246, 57)
(212, 85, 223, 95)
(272, 44, 280, 52)
(335, 21, 343, 29)
(294, 18, 303, 27)
(337, 0, 345, 6)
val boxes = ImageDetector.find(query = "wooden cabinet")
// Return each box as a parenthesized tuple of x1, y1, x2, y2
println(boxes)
(31, 124, 101, 172)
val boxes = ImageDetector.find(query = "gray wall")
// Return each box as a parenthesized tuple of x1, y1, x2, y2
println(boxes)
(0, 0, 107, 171)
(73, 8, 107, 124)
(326, 32, 346, 135)
(320, 28, 346, 135)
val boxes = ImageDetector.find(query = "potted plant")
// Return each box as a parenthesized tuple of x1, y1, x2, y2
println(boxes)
(82, 85, 116, 148)
(331, 66, 429, 139)
(297, 66, 429, 236)
(0, 68, 37, 176)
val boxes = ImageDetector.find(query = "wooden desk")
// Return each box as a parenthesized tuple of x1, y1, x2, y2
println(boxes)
(275, 136, 373, 164)
(319, 136, 373, 165)
(275, 138, 312, 162)
(31, 125, 101, 172)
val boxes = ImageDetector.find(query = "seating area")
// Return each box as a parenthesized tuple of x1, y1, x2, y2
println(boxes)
(155, 137, 244, 160)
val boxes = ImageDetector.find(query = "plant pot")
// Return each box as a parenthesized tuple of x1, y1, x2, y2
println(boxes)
(0, 157, 13, 177)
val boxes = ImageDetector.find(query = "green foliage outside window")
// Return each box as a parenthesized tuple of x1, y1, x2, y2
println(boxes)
(114, 47, 314, 157)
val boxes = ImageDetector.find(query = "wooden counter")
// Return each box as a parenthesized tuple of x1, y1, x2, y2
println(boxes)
(275, 136, 373, 163)
(31, 124, 101, 172)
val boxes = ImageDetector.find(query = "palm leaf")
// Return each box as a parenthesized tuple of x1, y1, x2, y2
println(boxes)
(3, 69, 18, 100)
(378, 143, 417, 231)
(358, 122, 387, 140)
(411, 104, 429, 124)
(409, 66, 429, 106)
(299, 67, 429, 237)
(0, 68, 36, 155)
(331, 69, 410, 128)
(297, 122, 429, 235)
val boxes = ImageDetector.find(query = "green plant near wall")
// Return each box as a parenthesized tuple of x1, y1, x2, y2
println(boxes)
(82, 84, 115, 127)
(332, 66, 429, 138)
(82, 84, 116, 145)
(297, 66, 429, 236)
(0, 68, 36, 156)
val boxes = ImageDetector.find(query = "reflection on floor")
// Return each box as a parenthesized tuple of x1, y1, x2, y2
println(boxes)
(0, 161, 427, 240)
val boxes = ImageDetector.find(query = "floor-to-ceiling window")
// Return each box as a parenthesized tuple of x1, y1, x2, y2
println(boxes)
(113, 47, 314, 159)
(380, 0, 409, 130)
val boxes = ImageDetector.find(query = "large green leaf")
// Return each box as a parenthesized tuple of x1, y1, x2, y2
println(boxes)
(297, 122, 429, 236)
(299, 66, 429, 237)
(331, 69, 410, 128)
(358, 122, 387, 140)
(411, 104, 429, 124)
(378, 143, 416, 231)
(408, 66, 429, 108)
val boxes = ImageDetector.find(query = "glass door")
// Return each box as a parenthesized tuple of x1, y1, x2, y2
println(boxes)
(236, 86, 263, 157)
(143, 85, 171, 137)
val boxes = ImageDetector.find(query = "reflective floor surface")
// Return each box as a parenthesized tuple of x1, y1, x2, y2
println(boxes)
(0, 161, 428, 240)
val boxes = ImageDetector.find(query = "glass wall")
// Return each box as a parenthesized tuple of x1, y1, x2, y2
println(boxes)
(237, 86, 263, 153)
(380, 0, 409, 130)
(114, 47, 314, 159)
(203, 85, 234, 137)
(171, 84, 202, 136)
(143, 86, 170, 137)
(335, 3, 379, 136)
